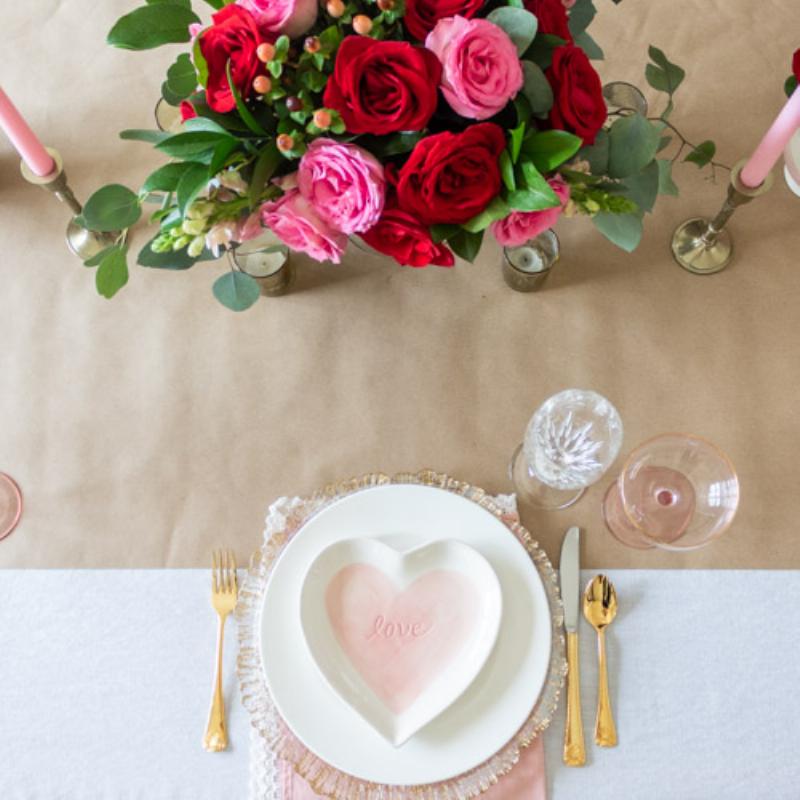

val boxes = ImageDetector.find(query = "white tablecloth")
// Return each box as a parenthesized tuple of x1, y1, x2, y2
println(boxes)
(1, 570, 798, 799)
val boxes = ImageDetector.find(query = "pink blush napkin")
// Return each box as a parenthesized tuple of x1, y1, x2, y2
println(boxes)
(280, 736, 547, 799)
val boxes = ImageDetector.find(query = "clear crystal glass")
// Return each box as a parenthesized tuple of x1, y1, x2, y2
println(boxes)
(511, 390, 623, 510)
(0, 472, 22, 541)
(603, 433, 739, 550)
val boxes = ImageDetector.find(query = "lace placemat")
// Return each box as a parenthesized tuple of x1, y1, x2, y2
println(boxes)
(237, 471, 566, 800)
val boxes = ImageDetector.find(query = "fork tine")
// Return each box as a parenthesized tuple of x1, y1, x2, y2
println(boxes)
(212, 550, 219, 593)
(230, 550, 238, 591)
(222, 549, 230, 592)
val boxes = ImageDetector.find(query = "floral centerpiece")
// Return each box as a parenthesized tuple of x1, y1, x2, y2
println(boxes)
(79, 0, 717, 309)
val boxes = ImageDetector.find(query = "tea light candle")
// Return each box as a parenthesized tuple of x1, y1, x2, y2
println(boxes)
(0, 86, 55, 177)
(236, 247, 287, 278)
(740, 86, 800, 189)
(506, 245, 547, 274)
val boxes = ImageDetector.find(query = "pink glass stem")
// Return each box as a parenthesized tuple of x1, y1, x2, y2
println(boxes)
(741, 86, 800, 188)
(0, 86, 55, 177)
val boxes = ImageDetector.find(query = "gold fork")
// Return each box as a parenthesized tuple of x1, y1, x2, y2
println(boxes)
(203, 549, 238, 752)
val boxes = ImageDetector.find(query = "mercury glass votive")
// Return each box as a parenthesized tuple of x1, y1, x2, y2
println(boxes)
(231, 231, 295, 297)
(502, 229, 560, 292)
(603, 81, 648, 119)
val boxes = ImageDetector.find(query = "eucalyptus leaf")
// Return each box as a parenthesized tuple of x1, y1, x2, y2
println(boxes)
(645, 45, 685, 95)
(156, 130, 232, 159)
(525, 33, 566, 71)
(607, 114, 660, 179)
(83, 246, 116, 268)
(147, 0, 190, 6)
(574, 30, 603, 60)
(568, 0, 596, 37)
(461, 197, 511, 233)
(213, 271, 261, 311)
(657, 159, 679, 196)
(521, 61, 554, 116)
(177, 163, 211, 214)
(166, 53, 198, 100)
(120, 129, 171, 144)
(81, 184, 141, 232)
(578, 129, 609, 174)
(593, 212, 643, 252)
(107, 4, 199, 51)
(447, 229, 484, 263)
(95, 245, 129, 298)
(521, 130, 583, 173)
(161, 80, 184, 107)
(684, 140, 716, 168)
(486, 8, 538, 56)
(619, 160, 659, 213)
(142, 162, 196, 193)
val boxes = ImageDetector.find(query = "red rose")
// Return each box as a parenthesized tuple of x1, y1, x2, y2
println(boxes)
(524, 0, 572, 43)
(179, 101, 198, 121)
(362, 207, 455, 268)
(403, 0, 484, 41)
(396, 123, 506, 225)
(323, 37, 442, 135)
(547, 44, 606, 145)
(793, 48, 800, 82)
(199, 5, 267, 114)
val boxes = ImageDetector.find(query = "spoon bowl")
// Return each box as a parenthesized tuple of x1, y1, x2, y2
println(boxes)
(583, 574, 618, 631)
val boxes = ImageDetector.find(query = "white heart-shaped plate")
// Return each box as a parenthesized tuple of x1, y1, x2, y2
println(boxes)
(300, 538, 503, 746)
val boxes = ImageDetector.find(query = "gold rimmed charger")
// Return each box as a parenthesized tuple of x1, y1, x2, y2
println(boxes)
(236, 470, 567, 800)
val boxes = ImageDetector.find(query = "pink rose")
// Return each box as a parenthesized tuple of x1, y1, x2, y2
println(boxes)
(261, 189, 347, 263)
(490, 177, 570, 247)
(236, 211, 264, 243)
(236, 0, 317, 38)
(425, 16, 524, 120)
(297, 139, 385, 235)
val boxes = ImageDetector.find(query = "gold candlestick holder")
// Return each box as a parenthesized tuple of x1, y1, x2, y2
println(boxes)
(671, 160, 773, 275)
(19, 147, 120, 261)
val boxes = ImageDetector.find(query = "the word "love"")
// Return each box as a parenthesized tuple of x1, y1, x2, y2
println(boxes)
(367, 614, 430, 640)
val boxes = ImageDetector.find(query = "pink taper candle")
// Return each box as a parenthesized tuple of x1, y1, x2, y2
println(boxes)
(0, 86, 55, 177)
(740, 86, 800, 188)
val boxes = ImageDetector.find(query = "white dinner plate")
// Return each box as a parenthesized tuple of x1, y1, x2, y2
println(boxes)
(260, 483, 552, 786)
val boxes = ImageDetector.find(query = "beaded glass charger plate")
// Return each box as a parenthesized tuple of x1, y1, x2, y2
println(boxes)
(237, 471, 566, 799)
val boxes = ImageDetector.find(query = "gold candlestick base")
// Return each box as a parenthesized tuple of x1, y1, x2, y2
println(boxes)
(20, 147, 120, 261)
(671, 160, 773, 275)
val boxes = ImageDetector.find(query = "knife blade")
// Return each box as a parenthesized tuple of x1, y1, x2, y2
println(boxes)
(560, 526, 580, 632)
(560, 525, 585, 766)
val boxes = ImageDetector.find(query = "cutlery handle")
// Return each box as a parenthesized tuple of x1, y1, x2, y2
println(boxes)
(203, 615, 228, 752)
(563, 630, 586, 766)
(595, 629, 618, 747)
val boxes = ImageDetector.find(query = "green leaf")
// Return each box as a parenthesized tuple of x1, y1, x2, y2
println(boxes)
(213, 271, 261, 311)
(95, 245, 129, 298)
(645, 45, 686, 95)
(509, 123, 526, 163)
(521, 129, 583, 173)
(447, 229, 484, 263)
(430, 224, 460, 244)
(249, 142, 280, 208)
(360, 131, 425, 158)
(81, 184, 141, 232)
(593, 212, 643, 252)
(161, 80, 183, 106)
(208, 139, 240, 175)
(619, 160, 659, 213)
(462, 196, 511, 233)
(521, 61, 554, 116)
(657, 159, 679, 196)
(166, 53, 197, 100)
(500, 150, 516, 192)
(568, 0, 596, 37)
(785, 75, 798, 98)
(579, 129, 609, 174)
(120, 129, 171, 144)
(147, 0, 190, 6)
(156, 130, 232, 160)
(138, 238, 198, 269)
(226, 61, 268, 136)
(200, 0, 225, 8)
(574, 30, 603, 60)
(177, 163, 210, 214)
(107, 4, 199, 51)
(508, 160, 560, 210)
(525, 33, 566, 71)
(83, 246, 115, 268)
(607, 114, 660, 178)
(193, 36, 209, 87)
(142, 162, 196, 193)
(486, 8, 538, 56)
(684, 140, 716, 168)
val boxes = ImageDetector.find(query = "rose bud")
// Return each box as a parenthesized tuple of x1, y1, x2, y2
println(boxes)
(353, 14, 373, 35)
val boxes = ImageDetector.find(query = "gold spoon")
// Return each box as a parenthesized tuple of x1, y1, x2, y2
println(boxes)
(582, 574, 618, 747)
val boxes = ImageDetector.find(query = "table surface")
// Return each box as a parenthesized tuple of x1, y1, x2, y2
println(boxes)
(2, 569, 798, 800)
(2, 0, 800, 569)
